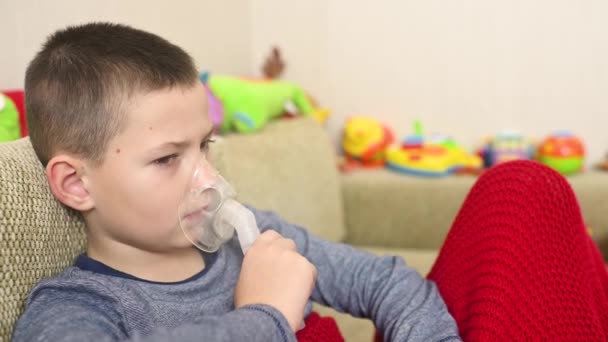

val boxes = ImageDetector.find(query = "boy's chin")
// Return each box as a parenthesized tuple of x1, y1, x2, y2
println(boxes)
(170, 233, 199, 250)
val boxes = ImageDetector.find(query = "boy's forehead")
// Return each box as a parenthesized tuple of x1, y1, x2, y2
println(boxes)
(117, 84, 210, 146)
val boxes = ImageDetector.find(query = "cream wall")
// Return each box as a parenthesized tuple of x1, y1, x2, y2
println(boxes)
(0, 0, 251, 88)
(250, 0, 608, 165)
(3, 1, 607, 163)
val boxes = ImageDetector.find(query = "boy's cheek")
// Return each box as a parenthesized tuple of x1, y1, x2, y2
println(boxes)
(144, 192, 183, 222)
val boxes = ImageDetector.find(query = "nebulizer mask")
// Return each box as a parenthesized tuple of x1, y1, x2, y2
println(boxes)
(178, 155, 259, 254)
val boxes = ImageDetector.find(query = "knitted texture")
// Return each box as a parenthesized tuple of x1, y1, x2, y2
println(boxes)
(0, 138, 86, 341)
(296, 312, 345, 342)
(428, 160, 608, 341)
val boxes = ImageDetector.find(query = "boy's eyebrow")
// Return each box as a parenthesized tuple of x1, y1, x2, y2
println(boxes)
(202, 130, 214, 141)
(153, 141, 189, 151)
(151, 130, 214, 152)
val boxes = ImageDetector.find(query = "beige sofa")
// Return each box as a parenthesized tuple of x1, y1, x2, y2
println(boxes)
(2, 116, 607, 342)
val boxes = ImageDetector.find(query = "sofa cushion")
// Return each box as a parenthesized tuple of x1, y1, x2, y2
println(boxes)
(342, 168, 608, 251)
(341, 169, 474, 248)
(211, 117, 346, 242)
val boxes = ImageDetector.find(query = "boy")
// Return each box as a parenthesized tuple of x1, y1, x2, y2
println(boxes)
(12, 23, 460, 341)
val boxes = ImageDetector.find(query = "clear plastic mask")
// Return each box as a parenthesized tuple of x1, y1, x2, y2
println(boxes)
(178, 157, 259, 254)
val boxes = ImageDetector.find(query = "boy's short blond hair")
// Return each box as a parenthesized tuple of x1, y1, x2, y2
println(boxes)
(25, 22, 199, 166)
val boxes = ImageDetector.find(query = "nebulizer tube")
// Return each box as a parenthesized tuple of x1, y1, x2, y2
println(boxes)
(178, 155, 259, 254)
(179, 155, 306, 330)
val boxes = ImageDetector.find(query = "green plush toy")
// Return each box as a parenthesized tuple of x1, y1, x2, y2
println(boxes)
(207, 74, 315, 133)
(0, 94, 21, 142)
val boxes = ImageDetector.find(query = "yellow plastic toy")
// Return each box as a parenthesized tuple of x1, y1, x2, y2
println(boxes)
(341, 116, 394, 170)
(385, 122, 482, 177)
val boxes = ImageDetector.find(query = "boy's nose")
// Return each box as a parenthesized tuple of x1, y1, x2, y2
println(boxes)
(189, 156, 219, 190)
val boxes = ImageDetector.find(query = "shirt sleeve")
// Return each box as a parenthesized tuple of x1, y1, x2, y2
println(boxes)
(253, 208, 462, 342)
(12, 280, 296, 342)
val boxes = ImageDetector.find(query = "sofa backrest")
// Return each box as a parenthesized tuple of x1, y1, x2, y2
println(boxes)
(212, 117, 345, 242)
(0, 138, 86, 340)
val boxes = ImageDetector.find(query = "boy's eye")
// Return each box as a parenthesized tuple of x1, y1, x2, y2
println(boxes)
(201, 138, 216, 152)
(153, 154, 178, 166)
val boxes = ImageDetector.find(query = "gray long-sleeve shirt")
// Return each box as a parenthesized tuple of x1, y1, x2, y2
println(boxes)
(12, 208, 461, 342)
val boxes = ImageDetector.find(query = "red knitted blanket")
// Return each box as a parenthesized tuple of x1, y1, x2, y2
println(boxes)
(301, 161, 608, 342)
(296, 312, 344, 342)
(375, 161, 608, 341)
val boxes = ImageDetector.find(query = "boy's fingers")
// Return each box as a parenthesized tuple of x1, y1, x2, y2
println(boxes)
(277, 238, 297, 251)
(258, 230, 282, 242)
(258, 231, 297, 251)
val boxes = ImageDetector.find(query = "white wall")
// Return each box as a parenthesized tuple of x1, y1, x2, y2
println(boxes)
(250, 0, 608, 164)
(3, 1, 607, 163)
(0, 0, 252, 88)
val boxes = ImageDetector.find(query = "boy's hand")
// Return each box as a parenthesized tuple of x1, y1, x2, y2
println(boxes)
(234, 230, 317, 332)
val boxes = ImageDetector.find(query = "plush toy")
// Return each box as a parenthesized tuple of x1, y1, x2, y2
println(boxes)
(341, 116, 394, 170)
(203, 47, 330, 134)
(281, 91, 330, 124)
(201, 47, 329, 133)
(601, 152, 608, 171)
(2, 90, 27, 137)
(260, 46, 330, 124)
(205, 73, 315, 133)
(537, 131, 585, 175)
(202, 83, 224, 133)
(261, 47, 285, 80)
(0, 93, 21, 142)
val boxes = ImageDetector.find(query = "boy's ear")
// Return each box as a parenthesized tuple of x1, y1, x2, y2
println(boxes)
(46, 155, 94, 211)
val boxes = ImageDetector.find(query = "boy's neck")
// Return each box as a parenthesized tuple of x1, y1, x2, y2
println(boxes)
(85, 238, 205, 283)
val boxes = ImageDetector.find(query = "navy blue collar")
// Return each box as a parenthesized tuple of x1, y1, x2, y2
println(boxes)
(74, 249, 218, 285)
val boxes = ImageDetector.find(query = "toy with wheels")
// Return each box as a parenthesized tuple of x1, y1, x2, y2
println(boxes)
(386, 122, 482, 177)
(478, 131, 535, 168)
